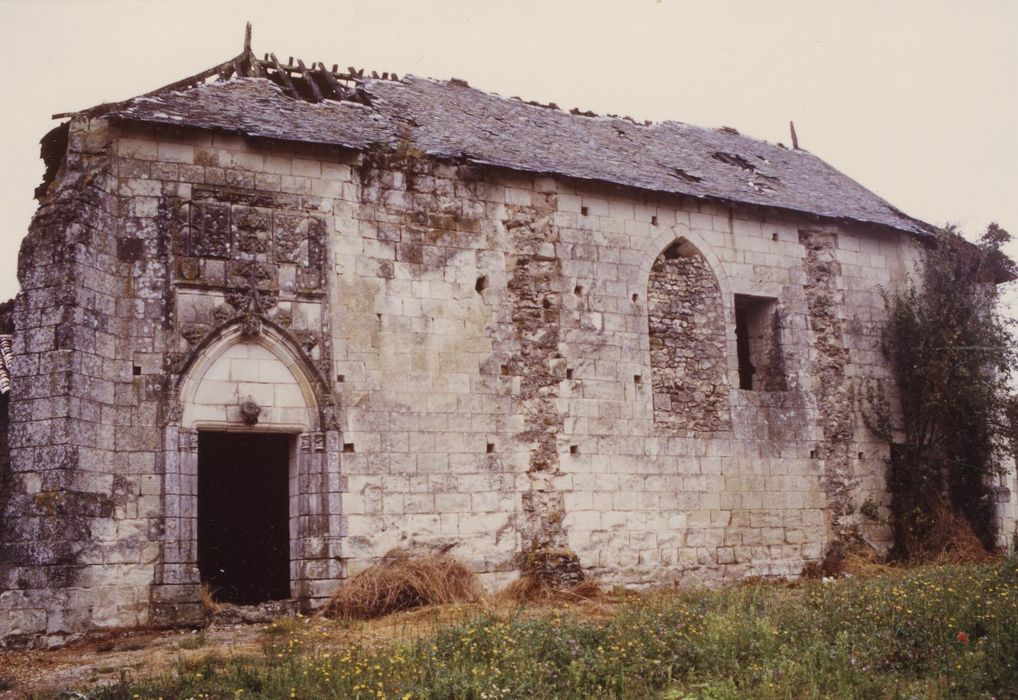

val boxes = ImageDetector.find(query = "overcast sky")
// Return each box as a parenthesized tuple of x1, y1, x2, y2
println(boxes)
(1, 0, 1015, 313)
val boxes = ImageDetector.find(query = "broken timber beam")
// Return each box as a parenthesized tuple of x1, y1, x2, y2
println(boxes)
(314, 62, 346, 100)
(297, 59, 323, 102)
(268, 53, 298, 98)
(139, 53, 248, 98)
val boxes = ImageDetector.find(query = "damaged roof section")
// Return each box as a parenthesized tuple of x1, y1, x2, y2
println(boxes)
(66, 33, 932, 238)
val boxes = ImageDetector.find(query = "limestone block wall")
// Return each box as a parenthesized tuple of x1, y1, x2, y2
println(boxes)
(2, 114, 965, 646)
(1, 117, 167, 646)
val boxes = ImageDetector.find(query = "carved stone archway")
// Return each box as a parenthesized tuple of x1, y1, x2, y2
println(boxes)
(151, 320, 343, 625)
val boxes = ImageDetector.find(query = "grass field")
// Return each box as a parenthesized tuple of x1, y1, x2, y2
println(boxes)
(88, 556, 1018, 699)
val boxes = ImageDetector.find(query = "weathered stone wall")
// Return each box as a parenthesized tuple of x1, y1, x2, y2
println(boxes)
(647, 244, 730, 432)
(1, 117, 164, 647)
(1, 116, 950, 645)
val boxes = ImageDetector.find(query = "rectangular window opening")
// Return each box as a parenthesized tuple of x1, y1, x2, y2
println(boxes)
(734, 294, 786, 391)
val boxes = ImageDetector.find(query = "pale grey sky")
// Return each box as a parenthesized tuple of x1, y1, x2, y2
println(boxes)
(1, 0, 1015, 312)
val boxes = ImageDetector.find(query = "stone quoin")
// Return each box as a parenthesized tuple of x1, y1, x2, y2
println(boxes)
(1, 27, 1015, 648)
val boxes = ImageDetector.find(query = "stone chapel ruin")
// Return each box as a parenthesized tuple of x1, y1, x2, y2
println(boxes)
(2, 29, 1016, 647)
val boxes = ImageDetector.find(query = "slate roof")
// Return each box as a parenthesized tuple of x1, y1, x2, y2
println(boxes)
(78, 54, 932, 237)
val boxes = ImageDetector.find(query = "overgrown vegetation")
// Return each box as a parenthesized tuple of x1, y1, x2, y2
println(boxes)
(867, 224, 1017, 558)
(88, 558, 1018, 699)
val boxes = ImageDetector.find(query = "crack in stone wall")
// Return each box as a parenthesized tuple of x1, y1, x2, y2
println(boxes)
(648, 247, 731, 432)
(799, 229, 856, 537)
(502, 194, 569, 552)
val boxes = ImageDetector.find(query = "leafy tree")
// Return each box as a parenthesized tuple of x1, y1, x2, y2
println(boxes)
(869, 224, 1016, 558)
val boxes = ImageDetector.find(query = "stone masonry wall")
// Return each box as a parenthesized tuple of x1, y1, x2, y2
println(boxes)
(1, 116, 165, 646)
(647, 244, 731, 433)
(1, 118, 948, 645)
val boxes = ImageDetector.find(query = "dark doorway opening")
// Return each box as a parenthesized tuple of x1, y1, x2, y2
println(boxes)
(198, 431, 291, 605)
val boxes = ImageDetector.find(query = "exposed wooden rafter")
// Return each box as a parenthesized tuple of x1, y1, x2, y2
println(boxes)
(268, 53, 298, 98)
(53, 22, 399, 118)
(296, 59, 323, 102)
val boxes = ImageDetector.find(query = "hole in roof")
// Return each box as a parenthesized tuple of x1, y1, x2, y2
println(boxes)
(714, 152, 780, 183)
(713, 152, 755, 170)
(667, 167, 703, 183)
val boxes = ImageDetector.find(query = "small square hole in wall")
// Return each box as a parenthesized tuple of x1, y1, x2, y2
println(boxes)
(486, 443, 495, 454)
(580, 205, 589, 216)
(500, 364, 509, 376)
(809, 449, 817, 459)
(569, 445, 579, 455)
(772, 232, 779, 242)
(343, 443, 355, 453)
(634, 374, 642, 385)
(132, 365, 142, 376)
(651, 215, 658, 226)
(858, 452, 865, 460)
(566, 368, 574, 380)
(574, 285, 583, 296)
(475, 275, 488, 293)
(632, 293, 639, 303)
(336, 374, 346, 383)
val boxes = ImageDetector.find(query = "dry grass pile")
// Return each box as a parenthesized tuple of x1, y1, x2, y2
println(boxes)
(841, 545, 897, 577)
(497, 575, 602, 604)
(321, 549, 481, 619)
(803, 537, 895, 579)
(916, 499, 995, 564)
(199, 583, 222, 616)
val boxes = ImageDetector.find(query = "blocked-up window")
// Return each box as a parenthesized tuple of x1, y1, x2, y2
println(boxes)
(734, 294, 787, 391)
(648, 240, 731, 432)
